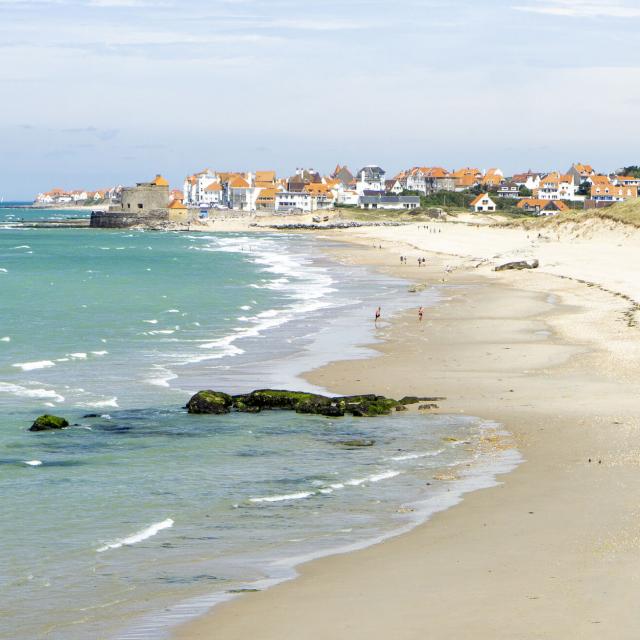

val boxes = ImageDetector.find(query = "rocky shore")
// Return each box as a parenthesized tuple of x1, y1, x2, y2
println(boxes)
(28, 390, 441, 431)
(185, 389, 440, 417)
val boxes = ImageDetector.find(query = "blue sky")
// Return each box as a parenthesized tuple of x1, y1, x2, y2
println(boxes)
(1, 0, 639, 198)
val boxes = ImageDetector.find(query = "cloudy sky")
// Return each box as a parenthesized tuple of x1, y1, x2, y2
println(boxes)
(1, 0, 639, 197)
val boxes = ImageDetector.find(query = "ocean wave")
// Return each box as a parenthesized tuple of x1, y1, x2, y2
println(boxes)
(12, 360, 56, 371)
(389, 449, 445, 461)
(345, 470, 402, 486)
(148, 329, 175, 335)
(146, 365, 177, 388)
(78, 397, 119, 409)
(251, 470, 402, 504)
(250, 491, 315, 504)
(96, 518, 174, 553)
(69, 352, 87, 359)
(0, 382, 65, 403)
(1, 336, 10, 342)
(143, 319, 158, 324)
(24, 460, 43, 467)
(91, 350, 109, 356)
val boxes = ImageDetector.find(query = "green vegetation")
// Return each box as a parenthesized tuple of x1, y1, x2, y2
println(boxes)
(503, 198, 640, 229)
(618, 165, 640, 178)
(30, 414, 70, 432)
(186, 389, 409, 418)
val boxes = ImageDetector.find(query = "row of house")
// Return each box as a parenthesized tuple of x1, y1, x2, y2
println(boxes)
(182, 165, 420, 213)
(34, 185, 126, 205)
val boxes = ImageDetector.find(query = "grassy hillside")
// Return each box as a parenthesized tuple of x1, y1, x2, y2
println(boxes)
(502, 199, 640, 230)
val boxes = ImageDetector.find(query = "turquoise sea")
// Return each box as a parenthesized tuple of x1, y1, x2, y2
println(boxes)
(0, 205, 519, 639)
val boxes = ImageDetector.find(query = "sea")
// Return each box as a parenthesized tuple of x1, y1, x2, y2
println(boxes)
(0, 204, 520, 639)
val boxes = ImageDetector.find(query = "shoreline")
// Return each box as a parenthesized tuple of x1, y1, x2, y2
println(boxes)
(174, 222, 640, 639)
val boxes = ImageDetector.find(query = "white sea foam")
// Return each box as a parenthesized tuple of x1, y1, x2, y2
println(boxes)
(188, 235, 337, 363)
(240, 305, 251, 311)
(91, 351, 108, 356)
(96, 518, 174, 553)
(390, 449, 445, 462)
(12, 245, 31, 249)
(144, 319, 158, 324)
(250, 491, 314, 504)
(368, 470, 402, 483)
(79, 397, 119, 409)
(345, 470, 401, 486)
(0, 268, 8, 273)
(24, 460, 43, 467)
(12, 360, 56, 372)
(0, 383, 64, 403)
(165, 309, 180, 313)
(148, 329, 175, 335)
(1, 336, 10, 342)
(146, 365, 177, 388)
(69, 352, 87, 359)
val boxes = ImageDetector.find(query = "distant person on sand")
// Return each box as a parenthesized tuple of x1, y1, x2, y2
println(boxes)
(418, 306, 424, 321)
(375, 306, 381, 323)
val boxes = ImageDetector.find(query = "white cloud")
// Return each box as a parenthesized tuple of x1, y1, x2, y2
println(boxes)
(514, 0, 640, 17)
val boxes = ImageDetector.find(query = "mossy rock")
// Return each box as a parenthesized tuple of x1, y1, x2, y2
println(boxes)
(186, 390, 233, 414)
(338, 439, 375, 447)
(30, 414, 69, 432)
(296, 399, 344, 417)
(337, 395, 398, 417)
(233, 390, 330, 412)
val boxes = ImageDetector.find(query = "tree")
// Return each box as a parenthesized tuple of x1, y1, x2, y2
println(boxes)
(618, 165, 640, 178)
(519, 186, 532, 197)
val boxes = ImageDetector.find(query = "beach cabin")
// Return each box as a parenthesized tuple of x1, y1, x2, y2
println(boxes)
(470, 193, 496, 213)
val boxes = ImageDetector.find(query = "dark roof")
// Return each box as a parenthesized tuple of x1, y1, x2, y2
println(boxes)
(358, 166, 386, 180)
(360, 195, 420, 204)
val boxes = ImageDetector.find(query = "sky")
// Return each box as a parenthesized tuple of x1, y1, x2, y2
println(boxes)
(1, 0, 639, 198)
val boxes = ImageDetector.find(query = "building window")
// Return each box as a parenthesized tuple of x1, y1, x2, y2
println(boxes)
(138, 204, 144, 209)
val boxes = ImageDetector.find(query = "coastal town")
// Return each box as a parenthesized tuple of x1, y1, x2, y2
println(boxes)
(34, 162, 640, 219)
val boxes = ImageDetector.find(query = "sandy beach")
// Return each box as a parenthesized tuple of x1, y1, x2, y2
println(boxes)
(175, 216, 640, 639)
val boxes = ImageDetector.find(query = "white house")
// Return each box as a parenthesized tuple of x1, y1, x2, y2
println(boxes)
(275, 191, 314, 212)
(201, 183, 224, 207)
(512, 172, 542, 192)
(470, 193, 497, 212)
(356, 165, 386, 195)
(332, 184, 360, 206)
(385, 179, 404, 195)
(359, 195, 420, 210)
(537, 172, 582, 202)
(404, 168, 427, 194)
(497, 182, 519, 199)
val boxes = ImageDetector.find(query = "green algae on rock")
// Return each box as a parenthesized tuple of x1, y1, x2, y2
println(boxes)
(29, 415, 70, 432)
(186, 389, 424, 417)
(186, 390, 233, 414)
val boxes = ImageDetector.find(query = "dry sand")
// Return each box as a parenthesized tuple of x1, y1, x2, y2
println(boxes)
(176, 217, 640, 639)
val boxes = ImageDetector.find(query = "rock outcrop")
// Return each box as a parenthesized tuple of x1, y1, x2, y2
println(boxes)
(185, 389, 422, 417)
(186, 390, 233, 414)
(495, 259, 539, 271)
(30, 415, 69, 432)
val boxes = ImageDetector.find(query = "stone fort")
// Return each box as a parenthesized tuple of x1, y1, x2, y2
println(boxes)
(90, 175, 190, 228)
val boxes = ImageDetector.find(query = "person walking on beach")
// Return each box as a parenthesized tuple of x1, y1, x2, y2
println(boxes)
(375, 306, 381, 323)
(418, 306, 424, 322)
